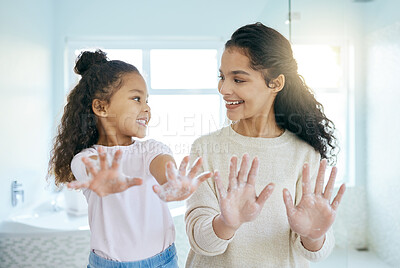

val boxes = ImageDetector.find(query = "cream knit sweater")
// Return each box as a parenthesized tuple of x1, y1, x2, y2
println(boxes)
(185, 125, 334, 268)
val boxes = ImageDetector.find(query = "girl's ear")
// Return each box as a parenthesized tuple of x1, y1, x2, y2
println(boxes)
(268, 74, 285, 93)
(92, 99, 108, 117)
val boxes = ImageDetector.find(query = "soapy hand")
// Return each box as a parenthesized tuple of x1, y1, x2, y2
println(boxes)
(214, 154, 275, 231)
(67, 147, 143, 197)
(283, 159, 346, 241)
(153, 156, 212, 202)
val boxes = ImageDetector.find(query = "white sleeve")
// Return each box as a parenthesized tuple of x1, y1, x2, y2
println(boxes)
(70, 148, 98, 182)
(142, 139, 173, 176)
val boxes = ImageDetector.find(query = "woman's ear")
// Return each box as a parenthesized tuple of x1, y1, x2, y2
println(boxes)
(92, 99, 108, 117)
(268, 74, 285, 93)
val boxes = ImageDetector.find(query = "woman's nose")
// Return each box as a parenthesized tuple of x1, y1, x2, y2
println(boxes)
(218, 80, 232, 95)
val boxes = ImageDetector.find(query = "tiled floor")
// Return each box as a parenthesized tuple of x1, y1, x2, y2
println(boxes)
(310, 247, 394, 268)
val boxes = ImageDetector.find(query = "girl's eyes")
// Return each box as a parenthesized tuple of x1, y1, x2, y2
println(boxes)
(218, 75, 225, 80)
(132, 97, 140, 102)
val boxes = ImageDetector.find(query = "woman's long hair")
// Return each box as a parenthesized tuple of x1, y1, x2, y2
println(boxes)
(226, 23, 339, 164)
(48, 50, 139, 186)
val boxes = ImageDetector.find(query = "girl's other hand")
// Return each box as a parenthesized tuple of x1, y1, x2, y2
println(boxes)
(283, 159, 346, 247)
(67, 147, 143, 197)
(153, 156, 212, 202)
(214, 154, 275, 232)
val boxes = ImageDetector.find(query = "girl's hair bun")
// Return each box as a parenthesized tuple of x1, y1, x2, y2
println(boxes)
(74, 49, 108, 76)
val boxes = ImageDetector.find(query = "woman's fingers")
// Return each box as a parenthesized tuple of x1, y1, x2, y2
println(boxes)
(331, 183, 346, 211)
(237, 154, 249, 185)
(228, 156, 238, 191)
(301, 163, 312, 196)
(283, 188, 296, 218)
(256, 183, 275, 206)
(178, 156, 190, 177)
(314, 159, 327, 195)
(214, 171, 227, 199)
(323, 166, 338, 200)
(192, 172, 213, 188)
(111, 150, 122, 170)
(246, 157, 259, 186)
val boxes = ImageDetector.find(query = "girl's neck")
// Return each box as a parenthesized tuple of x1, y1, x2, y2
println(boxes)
(96, 134, 134, 147)
(232, 114, 284, 138)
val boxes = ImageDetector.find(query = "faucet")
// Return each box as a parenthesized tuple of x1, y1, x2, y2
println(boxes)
(11, 180, 24, 207)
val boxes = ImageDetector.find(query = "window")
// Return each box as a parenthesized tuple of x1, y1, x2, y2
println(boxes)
(292, 44, 355, 186)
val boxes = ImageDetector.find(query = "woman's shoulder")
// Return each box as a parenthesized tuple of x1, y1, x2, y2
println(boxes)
(286, 131, 321, 162)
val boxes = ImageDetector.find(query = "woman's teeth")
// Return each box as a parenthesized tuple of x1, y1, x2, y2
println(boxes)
(226, 100, 244, 105)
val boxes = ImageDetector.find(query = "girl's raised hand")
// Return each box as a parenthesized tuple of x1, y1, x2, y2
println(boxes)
(67, 147, 143, 197)
(215, 154, 275, 231)
(283, 159, 346, 242)
(153, 156, 213, 202)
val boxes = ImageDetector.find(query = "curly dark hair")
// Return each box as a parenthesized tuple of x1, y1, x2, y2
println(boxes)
(48, 50, 139, 186)
(225, 22, 339, 165)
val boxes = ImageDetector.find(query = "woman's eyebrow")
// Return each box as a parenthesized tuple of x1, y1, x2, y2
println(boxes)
(219, 69, 250, 76)
(128, 89, 144, 94)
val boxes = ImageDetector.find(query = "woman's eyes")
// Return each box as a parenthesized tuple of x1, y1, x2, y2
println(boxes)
(132, 97, 140, 102)
(218, 75, 245, 84)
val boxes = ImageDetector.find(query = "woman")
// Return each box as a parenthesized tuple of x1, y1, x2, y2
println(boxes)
(184, 22, 346, 267)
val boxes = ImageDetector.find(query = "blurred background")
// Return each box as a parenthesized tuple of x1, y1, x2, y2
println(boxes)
(0, 0, 399, 267)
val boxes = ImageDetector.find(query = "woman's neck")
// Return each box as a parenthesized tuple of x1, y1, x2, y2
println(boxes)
(232, 114, 284, 138)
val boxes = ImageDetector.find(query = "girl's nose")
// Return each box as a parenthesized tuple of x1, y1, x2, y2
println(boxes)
(144, 102, 150, 112)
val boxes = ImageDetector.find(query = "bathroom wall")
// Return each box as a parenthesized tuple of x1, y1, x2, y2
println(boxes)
(0, 0, 54, 220)
(363, 0, 400, 265)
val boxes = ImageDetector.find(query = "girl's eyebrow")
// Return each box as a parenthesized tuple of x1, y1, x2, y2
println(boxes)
(128, 89, 144, 94)
(219, 69, 250, 76)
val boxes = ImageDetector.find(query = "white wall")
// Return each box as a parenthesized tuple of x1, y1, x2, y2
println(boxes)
(363, 0, 400, 266)
(0, 0, 54, 220)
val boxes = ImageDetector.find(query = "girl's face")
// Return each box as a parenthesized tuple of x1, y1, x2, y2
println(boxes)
(105, 72, 150, 139)
(218, 48, 276, 122)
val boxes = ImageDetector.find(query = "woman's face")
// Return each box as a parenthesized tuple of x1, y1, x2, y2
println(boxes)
(218, 48, 276, 122)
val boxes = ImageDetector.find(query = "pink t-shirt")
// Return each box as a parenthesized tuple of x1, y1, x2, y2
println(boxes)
(71, 139, 175, 262)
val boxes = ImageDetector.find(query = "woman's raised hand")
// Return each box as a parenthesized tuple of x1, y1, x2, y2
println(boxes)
(153, 156, 213, 202)
(215, 154, 275, 231)
(67, 147, 143, 197)
(283, 159, 346, 242)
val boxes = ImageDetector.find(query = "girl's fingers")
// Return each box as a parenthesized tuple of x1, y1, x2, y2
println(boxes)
(67, 181, 89, 189)
(237, 154, 249, 185)
(301, 163, 312, 196)
(323, 166, 338, 200)
(178, 156, 190, 177)
(125, 177, 143, 188)
(246, 157, 259, 186)
(214, 171, 227, 199)
(228, 156, 238, 191)
(283, 188, 296, 218)
(98, 147, 107, 170)
(193, 172, 213, 188)
(188, 157, 202, 178)
(166, 162, 177, 182)
(331, 183, 346, 211)
(256, 183, 275, 207)
(82, 157, 98, 176)
(111, 150, 122, 169)
(314, 159, 327, 195)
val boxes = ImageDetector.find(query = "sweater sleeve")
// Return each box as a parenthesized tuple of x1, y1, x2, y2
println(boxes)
(184, 140, 234, 256)
(291, 150, 335, 262)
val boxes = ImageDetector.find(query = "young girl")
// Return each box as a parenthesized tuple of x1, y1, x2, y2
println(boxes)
(48, 50, 212, 268)
(184, 23, 346, 267)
